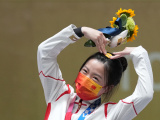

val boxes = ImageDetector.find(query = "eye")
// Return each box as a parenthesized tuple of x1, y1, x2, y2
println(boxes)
(82, 69, 87, 74)
(93, 77, 99, 81)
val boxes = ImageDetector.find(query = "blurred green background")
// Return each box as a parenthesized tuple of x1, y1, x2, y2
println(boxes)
(0, 0, 160, 120)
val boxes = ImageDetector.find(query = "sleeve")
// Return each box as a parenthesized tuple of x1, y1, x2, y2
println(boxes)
(112, 46, 154, 120)
(37, 24, 80, 104)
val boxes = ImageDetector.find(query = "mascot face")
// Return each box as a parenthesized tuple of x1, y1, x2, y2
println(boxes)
(117, 38, 127, 46)
(109, 30, 128, 48)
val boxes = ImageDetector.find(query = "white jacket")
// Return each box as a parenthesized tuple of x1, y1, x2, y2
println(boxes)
(37, 24, 154, 120)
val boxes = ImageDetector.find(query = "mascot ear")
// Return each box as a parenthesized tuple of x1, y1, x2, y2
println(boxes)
(109, 30, 128, 48)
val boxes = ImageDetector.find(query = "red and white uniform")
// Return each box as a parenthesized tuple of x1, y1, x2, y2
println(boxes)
(37, 24, 154, 120)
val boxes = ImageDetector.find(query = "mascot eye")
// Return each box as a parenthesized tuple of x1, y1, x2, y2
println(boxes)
(117, 38, 122, 46)
(117, 42, 121, 46)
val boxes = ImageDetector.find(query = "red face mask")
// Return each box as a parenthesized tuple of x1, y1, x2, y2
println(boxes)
(75, 72, 104, 100)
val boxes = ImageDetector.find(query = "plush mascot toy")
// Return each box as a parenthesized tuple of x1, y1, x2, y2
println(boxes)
(84, 8, 139, 48)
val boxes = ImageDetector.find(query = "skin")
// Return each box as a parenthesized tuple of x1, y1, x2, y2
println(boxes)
(81, 27, 136, 59)
(111, 47, 136, 59)
(82, 27, 107, 55)
(79, 27, 137, 98)
(80, 59, 107, 96)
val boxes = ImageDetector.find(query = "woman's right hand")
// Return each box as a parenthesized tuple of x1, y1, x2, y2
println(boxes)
(81, 27, 108, 55)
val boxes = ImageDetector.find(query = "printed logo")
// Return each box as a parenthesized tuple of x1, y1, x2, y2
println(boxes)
(70, 35, 78, 41)
(91, 85, 96, 90)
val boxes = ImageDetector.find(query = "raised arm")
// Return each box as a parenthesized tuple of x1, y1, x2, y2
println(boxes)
(110, 46, 154, 119)
(37, 25, 108, 104)
(125, 46, 154, 113)
(37, 24, 80, 103)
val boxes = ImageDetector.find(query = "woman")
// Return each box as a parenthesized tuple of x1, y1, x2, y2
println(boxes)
(37, 24, 154, 120)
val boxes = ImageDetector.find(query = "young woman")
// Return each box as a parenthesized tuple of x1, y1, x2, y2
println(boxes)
(37, 24, 154, 120)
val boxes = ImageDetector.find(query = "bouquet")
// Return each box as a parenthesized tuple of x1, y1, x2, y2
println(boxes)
(84, 8, 139, 48)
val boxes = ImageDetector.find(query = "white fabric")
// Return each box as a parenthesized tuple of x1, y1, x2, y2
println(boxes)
(37, 24, 154, 120)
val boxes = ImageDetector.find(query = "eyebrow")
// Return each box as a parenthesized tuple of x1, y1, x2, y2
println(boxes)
(83, 66, 103, 80)
(94, 73, 103, 80)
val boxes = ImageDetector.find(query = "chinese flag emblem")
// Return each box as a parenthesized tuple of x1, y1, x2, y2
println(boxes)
(91, 85, 96, 90)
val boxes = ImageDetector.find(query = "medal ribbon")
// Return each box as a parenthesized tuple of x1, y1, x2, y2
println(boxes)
(78, 98, 101, 120)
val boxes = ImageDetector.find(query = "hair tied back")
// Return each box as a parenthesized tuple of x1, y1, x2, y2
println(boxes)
(118, 57, 128, 72)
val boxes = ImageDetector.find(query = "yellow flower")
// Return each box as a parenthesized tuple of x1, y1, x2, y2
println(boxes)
(116, 8, 135, 17)
(110, 17, 117, 28)
(127, 25, 139, 42)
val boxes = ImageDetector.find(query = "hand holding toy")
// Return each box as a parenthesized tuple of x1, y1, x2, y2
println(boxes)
(84, 8, 139, 48)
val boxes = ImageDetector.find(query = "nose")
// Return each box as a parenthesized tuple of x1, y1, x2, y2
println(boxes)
(80, 72, 92, 80)
(85, 74, 92, 80)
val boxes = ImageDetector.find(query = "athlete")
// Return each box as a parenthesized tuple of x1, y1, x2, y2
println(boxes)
(37, 24, 154, 120)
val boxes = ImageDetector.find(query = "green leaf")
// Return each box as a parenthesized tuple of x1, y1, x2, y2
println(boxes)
(130, 31, 134, 37)
(113, 23, 119, 28)
(121, 12, 130, 17)
(127, 31, 131, 38)
(122, 27, 126, 31)
(84, 40, 96, 47)
(120, 14, 127, 27)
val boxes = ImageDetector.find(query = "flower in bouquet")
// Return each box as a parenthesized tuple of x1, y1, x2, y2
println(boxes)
(110, 8, 139, 42)
(84, 8, 139, 48)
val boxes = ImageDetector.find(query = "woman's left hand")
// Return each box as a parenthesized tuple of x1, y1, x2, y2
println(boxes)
(110, 47, 136, 59)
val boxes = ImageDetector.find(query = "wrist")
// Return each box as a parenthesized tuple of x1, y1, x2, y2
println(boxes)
(73, 27, 84, 37)
(81, 27, 88, 35)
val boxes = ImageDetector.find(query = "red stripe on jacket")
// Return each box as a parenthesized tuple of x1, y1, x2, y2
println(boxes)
(121, 99, 138, 115)
(39, 71, 65, 81)
(44, 103, 51, 120)
(104, 102, 117, 119)
(56, 84, 71, 101)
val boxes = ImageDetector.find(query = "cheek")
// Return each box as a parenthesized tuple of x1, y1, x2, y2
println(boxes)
(97, 88, 106, 96)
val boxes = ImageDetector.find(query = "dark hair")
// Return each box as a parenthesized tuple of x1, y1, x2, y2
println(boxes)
(79, 52, 128, 102)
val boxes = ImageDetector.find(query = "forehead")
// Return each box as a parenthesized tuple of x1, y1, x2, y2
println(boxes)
(84, 59, 105, 75)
